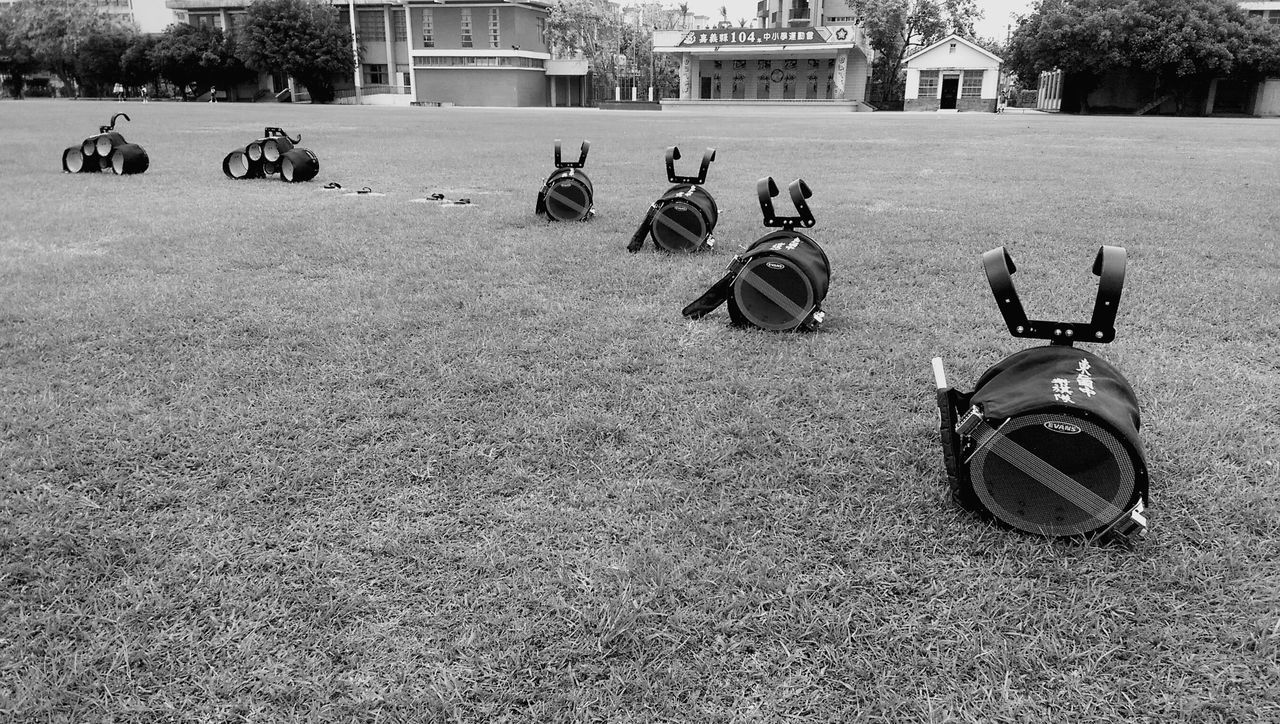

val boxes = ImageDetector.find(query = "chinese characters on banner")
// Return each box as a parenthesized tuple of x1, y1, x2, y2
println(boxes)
(678, 28, 829, 47)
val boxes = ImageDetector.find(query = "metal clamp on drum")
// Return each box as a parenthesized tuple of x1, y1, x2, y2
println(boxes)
(62, 113, 149, 175)
(223, 127, 318, 182)
(681, 177, 830, 332)
(932, 246, 1150, 545)
(536, 140, 593, 222)
(628, 146, 718, 253)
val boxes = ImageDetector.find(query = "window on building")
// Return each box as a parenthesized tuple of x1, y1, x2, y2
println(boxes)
(1248, 10, 1264, 18)
(461, 9, 473, 48)
(191, 13, 222, 29)
(918, 70, 939, 97)
(391, 9, 406, 40)
(961, 70, 984, 99)
(421, 9, 434, 47)
(488, 8, 500, 48)
(415, 56, 545, 68)
(358, 10, 384, 41)
(1270, 11, 1280, 24)
(949, 42, 956, 54)
(364, 64, 388, 85)
(395, 63, 409, 87)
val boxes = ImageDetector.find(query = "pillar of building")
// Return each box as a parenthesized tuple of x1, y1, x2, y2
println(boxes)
(402, 0, 417, 99)
(382, 7, 395, 92)
(845, 51, 868, 102)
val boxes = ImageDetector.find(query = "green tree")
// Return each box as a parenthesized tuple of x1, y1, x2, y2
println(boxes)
(5, 0, 130, 94)
(0, 4, 37, 97)
(237, 0, 356, 104)
(547, 0, 626, 98)
(151, 23, 249, 99)
(75, 28, 135, 96)
(1007, 0, 1280, 113)
(852, 0, 983, 104)
(119, 33, 158, 89)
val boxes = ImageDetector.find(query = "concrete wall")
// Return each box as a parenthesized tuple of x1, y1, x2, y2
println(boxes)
(413, 68, 546, 106)
(1256, 78, 1280, 117)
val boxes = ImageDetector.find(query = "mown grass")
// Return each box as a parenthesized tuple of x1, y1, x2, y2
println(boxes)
(1, 100, 1278, 723)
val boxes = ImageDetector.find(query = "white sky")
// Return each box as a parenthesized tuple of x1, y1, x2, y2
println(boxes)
(682, 0, 1034, 42)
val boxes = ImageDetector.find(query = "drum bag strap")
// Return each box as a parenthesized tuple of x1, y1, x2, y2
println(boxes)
(961, 411, 1146, 541)
(535, 188, 547, 216)
(628, 203, 659, 253)
(682, 256, 747, 319)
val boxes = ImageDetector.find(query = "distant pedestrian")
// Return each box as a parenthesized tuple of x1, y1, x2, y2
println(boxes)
(113, 82, 125, 102)
(209, 85, 218, 103)
(140, 86, 149, 103)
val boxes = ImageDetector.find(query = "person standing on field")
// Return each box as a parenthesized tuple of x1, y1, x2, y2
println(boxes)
(113, 82, 125, 101)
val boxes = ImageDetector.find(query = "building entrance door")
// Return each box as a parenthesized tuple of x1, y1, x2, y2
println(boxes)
(700, 77, 712, 99)
(940, 77, 959, 109)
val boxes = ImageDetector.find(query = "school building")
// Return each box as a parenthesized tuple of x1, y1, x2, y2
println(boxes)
(652, 0, 873, 110)
(165, 0, 588, 106)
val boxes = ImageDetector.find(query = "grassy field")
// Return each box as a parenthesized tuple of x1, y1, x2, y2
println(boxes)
(1, 99, 1278, 723)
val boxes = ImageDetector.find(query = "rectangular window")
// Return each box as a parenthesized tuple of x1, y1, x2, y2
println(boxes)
(391, 9, 406, 40)
(421, 9, 434, 47)
(460, 9, 473, 48)
(358, 10, 384, 41)
(1270, 11, 1280, 25)
(917, 70, 938, 98)
(961, 70, 984, 99)
(364, 63, 388, 85)
(415, 56, 545, 68)
(488, 8, 500, 48)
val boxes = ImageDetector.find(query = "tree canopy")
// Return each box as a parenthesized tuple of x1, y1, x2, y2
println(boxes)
(238, 0, 356, 103)
(0, 0, 130, 95)
(150, 23, 249, 98)
(1007, 0, 1280, 109)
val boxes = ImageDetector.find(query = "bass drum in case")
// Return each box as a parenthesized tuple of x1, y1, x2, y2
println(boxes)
(934, 246, 1150, 544)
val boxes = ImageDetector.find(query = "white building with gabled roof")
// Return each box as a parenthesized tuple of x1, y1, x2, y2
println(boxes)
(903, 33, 1002, 113)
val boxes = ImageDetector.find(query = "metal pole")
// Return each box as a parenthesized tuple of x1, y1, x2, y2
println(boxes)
(349, 0, 362, 103)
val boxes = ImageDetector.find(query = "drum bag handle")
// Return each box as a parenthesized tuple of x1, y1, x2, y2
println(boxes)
(554, 139, 589, 169)
(758, 177, 816, 230)
(666, 146, 716, 185)
(982, 245, 1126, 345)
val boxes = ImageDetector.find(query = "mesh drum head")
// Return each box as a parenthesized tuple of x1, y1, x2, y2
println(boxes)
(732, 256, 814, 330)
(546, 178, 591, 221)
(227, 152, 252, 178)
(263, 138, 291, 162)
(246, 142, 264, 161)
(970, 412, 1137, 537)
(63, 148, 86, 173)
(652, 202, 707, 252)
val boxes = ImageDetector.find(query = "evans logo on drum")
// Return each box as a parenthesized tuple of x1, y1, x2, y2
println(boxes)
(766, 261, 785, 270)
(1043, 420, 1082, 434)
